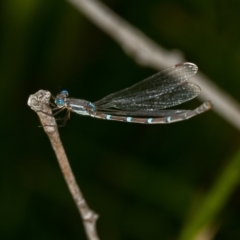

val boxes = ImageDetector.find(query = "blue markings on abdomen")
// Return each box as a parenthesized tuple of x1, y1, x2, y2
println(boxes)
(126, 117, 132, 122)
(147, 118, 153, 124)
(106, 115, 111, 120)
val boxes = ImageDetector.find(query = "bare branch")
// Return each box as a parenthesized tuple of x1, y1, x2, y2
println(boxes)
(68, 0, 183, 67)
(68, 0, 240, 130)
(27, 90, 100, 240)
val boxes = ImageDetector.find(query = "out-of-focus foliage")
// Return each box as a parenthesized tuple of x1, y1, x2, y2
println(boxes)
(1, 0, 240, 239)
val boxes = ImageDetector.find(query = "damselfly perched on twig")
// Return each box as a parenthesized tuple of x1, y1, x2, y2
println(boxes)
(54, 62, 212, 124)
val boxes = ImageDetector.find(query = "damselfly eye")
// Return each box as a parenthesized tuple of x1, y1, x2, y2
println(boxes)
(55, 98, 65, 108)
(60, 90, 69, 97)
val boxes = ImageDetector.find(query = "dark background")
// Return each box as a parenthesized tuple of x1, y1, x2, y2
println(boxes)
(1, 0, 240, 239)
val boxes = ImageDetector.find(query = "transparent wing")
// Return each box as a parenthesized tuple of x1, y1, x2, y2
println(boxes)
(94, 62, 199, 111)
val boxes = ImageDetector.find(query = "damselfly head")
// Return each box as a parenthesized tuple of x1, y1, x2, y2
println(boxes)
(55, 90, 69, 108)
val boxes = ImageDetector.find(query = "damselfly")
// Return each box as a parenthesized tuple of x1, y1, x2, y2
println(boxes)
(54, 62, 212, 124)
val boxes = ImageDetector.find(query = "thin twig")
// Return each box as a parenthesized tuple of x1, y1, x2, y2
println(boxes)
(68, 0, 240, 130)
(27, 90, 100, 240)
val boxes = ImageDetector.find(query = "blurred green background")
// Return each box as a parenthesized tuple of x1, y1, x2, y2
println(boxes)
(1, 0, 240, 239)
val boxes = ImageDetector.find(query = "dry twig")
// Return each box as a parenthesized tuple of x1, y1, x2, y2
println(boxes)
(27, 90, 100, 240)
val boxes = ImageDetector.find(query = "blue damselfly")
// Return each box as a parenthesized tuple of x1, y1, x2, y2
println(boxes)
(54, 62, 212, 124)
